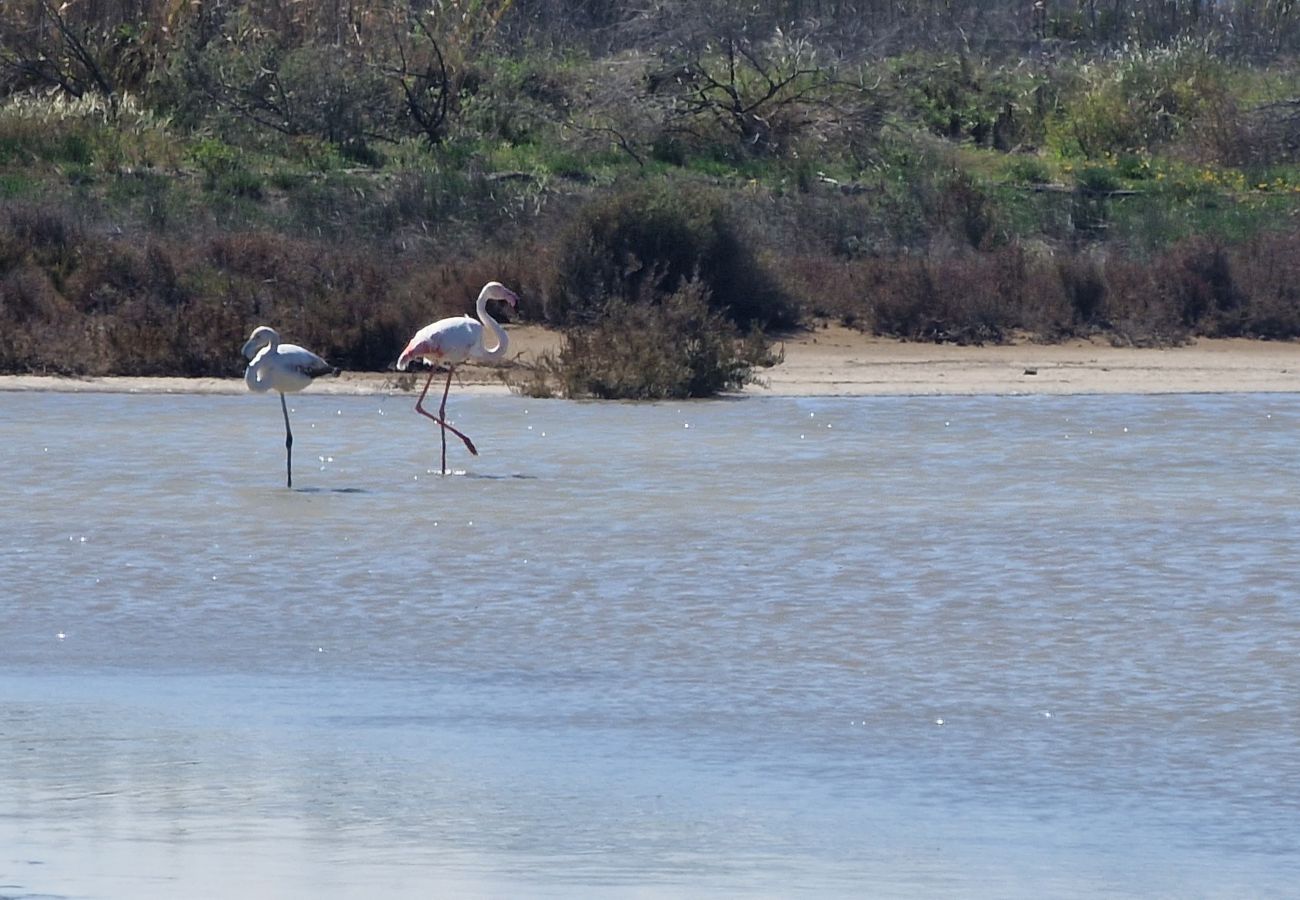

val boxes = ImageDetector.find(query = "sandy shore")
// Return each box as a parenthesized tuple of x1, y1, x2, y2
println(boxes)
(3, 324, 1300, 397)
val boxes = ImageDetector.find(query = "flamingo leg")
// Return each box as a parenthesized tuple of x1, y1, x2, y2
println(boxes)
(414, 367, 478, 471)
(280, 392, 293, 488)
(437, 367, 451, 474)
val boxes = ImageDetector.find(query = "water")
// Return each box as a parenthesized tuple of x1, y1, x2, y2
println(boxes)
(2, 389, 1298, 898)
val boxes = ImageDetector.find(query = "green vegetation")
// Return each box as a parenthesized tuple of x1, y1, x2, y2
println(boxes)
(549, 184, 797, 330)
(526, 280, 782, 400)
(3, 1, 1300, 396)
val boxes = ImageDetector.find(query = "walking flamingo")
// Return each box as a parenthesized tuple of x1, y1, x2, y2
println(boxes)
(396, 281, 519, 474)
(242, 326, 338, 488)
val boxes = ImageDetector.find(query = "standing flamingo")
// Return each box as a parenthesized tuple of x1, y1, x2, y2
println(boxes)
(242, 326, 338, 488)
(396, 281, 519, 474)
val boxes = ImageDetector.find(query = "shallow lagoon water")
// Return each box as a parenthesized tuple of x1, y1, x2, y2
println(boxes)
(2, 389, 1299, 898)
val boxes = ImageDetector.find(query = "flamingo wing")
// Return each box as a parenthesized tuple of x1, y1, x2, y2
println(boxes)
(252, 344, 335, 393)
(279, 343, 337, 379)
(397, 316, 482, 370)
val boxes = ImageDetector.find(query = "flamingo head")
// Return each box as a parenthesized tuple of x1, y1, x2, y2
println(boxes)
(241, 325, 280, 360)
(480, 281, 519, 308)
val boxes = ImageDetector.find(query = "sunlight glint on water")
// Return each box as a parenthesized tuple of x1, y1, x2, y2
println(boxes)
(2, 390, 1299, 898)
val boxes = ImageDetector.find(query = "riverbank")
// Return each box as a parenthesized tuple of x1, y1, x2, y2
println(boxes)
(3, 325, 1300, 397)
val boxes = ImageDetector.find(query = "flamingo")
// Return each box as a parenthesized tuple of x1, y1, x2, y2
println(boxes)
(396, 281, 519, 474)
(242, 326, 339, 488)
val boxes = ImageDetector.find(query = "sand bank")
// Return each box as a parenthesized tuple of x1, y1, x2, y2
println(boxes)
(3, 325, 1299, 397)
(756, 325, 1300, 396)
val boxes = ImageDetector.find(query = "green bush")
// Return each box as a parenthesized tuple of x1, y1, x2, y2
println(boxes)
(190, 139, 243, 186)
(896, 52, 1048, 151)
(1007, 156, 1053, 185)
(549, 183, 797, 329)
(1075, 164, 1123, 193)
(531, 280, 778, 399)
(938, 170, 1002, 249)
(1056, 42, 1231, 160)
(275, 45, 393, 163)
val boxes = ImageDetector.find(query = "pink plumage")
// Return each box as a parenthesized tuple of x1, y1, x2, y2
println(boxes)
(397, 316, 486, 370)
(397, 281, 518, 473)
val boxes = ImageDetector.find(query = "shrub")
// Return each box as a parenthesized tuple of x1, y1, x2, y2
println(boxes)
(1057, 252, 1107, 328)
(1161, 237, 1240, 332)
(895, 52, 1049, 151)
(1228, 231, 1300, 338)
(1099, 254, 1189, 346)
(529, 279, 777, 399)
(1075, 164, 1123, 193)
(190, 139, 248, 190)
(1007, 156, 1053, 185)
(650, 31, 839, 160)
(1056, 42, 1232, 160)
(0, 266, 79, 371)
(938, 170, 1003, 249)
(2, 202, 82, 285)
(274, 45, 393, 164)
(549, 183, 797, 329)
(864, 251, 1025, 344)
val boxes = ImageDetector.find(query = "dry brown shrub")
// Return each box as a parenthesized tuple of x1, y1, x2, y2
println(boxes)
(1227, 231, 1300, 338)
(862, 249, 1024, 344)
(1100, 255, 1188, 346)
(1154, 237, 1241, 335)
(0, 266, 81, 371)
(1056, 251, 1107, 329)
(771, 255, 859, 325)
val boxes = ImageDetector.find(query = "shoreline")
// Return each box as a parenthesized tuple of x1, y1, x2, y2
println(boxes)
(3, 325, 1300, 398)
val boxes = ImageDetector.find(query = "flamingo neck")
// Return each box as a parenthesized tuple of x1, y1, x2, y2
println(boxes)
(245, 346, 273, 391)
(476, 294, 509, 360)
(243, 329, 279, 361)
(256, 331, 280, 354)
